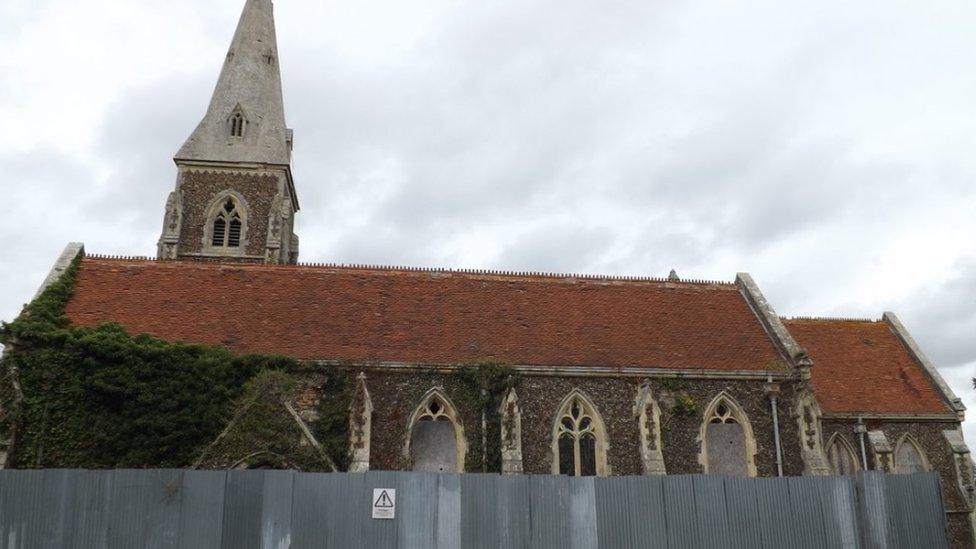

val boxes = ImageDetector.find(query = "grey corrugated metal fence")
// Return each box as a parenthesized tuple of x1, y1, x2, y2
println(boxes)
(0, 469, 949, 549)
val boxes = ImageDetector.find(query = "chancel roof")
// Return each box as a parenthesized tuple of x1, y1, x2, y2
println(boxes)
(785, 318, 952, 415)
(63, 256, 786, 372)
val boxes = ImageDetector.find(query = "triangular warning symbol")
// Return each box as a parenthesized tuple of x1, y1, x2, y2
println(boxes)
(374, 490, 394, 508)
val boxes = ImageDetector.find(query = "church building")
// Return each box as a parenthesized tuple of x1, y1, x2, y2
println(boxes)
(3, 0, 974, 544)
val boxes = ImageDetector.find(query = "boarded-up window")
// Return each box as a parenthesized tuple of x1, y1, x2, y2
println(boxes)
(409, 395, 462, 473)
(411, 419, 457, 473)
(895, 438, 927, 474)
(827, 435, 859, 475)
(705, 402, 748, 476)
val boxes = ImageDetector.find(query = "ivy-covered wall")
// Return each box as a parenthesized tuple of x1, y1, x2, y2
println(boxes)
(0, 258, 347, 470)
(0, 258, 516, 473)
(194, 369, 339, 472)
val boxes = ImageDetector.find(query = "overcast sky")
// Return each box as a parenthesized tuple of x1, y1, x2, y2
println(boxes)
(1, 0, 975, 439)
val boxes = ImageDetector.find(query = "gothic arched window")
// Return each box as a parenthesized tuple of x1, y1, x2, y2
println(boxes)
(406, 389, 466, 473)
(552, 390, 608, 477)
(204, 193, 248, 253)
(894, 435, 928, 474)
(826, 434, 860, 475)
(700, 393, 758, 477)
(212, 198, 243, 248)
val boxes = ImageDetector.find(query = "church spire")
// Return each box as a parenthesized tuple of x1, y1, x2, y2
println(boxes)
(176, 0, 292, 166)
(159, 0, 300, 265)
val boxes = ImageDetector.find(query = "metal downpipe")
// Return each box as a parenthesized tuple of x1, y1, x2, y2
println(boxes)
(766, 377, 784, 477)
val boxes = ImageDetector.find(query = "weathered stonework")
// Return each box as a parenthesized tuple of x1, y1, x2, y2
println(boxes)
(499, 387, 524, 475)
(635, 383, 666, 475)
(354, 372, 475, 472)
(157, 191, 183, 260)
(328, 371, 809, 478)
(867, 430, 894, 472)
(348, 373, 373, 473)
(794, 389, 831, 475)
(175, 169, 284, 259)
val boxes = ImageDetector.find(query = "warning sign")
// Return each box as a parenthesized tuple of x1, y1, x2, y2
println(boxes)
(372, 489, 396, 520)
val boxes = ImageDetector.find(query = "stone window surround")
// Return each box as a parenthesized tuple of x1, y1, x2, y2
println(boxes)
(403, 387, 467, 473)
(825, 432, 861, 475)
(228, 105, 248, 139)
(550, 389, 610, 477)
(894, 433, 931, 474)
(201, 190, 251, 256)
(698, 392, 759, 477)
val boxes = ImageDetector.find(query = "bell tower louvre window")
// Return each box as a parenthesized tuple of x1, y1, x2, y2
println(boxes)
(212, 198, 243, 248)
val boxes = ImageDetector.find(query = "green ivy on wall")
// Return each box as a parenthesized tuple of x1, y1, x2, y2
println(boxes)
(452, 362, 521, 473)
(0, 257, 346, 470)
(195, 369, 339, 472)
(312, 371, 351, 472)
(0, 256, 518, 473)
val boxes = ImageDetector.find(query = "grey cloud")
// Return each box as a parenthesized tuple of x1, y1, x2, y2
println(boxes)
(492, 225, 616, 274)
(94, 73, 211, 229)
(0, 149, 99, 320)
(895, 257, 976, 370)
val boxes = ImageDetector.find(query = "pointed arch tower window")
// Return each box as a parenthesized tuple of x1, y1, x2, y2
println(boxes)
(204, 192, 248, 253)
(826, 433, 860, 475)
(894, 435, 929, 474)
(552, 390, 609, 477)
(699, 393, 758, 477)
(228, 107, 248, 138)
(212, 198, 243, 248)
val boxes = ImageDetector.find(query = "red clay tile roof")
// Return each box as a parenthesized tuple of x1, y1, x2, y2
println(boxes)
(62, 256, 787, 371)
(785, 318, 951, 414)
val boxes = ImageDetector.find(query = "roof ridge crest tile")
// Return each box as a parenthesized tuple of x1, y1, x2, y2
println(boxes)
(783, 315, 881, 323)
(85, 255, 735, 286)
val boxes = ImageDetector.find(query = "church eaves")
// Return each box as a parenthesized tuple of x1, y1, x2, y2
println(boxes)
(175, 0, 291, 166)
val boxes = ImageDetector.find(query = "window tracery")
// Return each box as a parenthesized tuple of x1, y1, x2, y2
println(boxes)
(552, 390, 608, 477)
(211, 198, 243, 248)
(203, 192, 249, 254)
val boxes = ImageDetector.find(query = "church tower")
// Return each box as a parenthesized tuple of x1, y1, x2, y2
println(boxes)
(158, 0, 299, 264)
